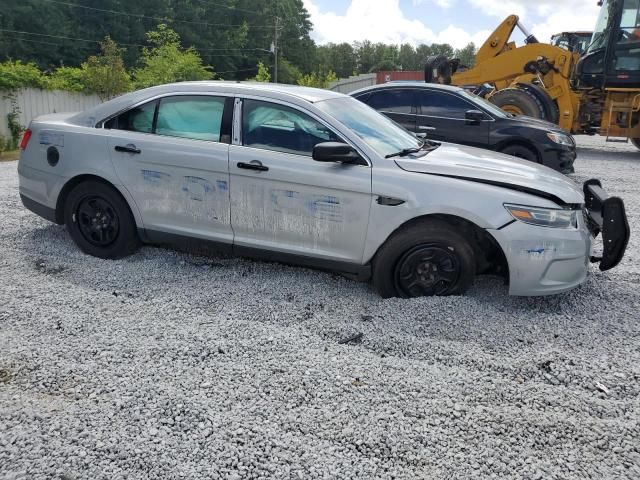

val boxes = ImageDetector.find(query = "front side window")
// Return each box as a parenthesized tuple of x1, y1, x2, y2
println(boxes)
(366, 89, 414, 114)
(615, 0, 640, 71)
(242, 99, 341, 156)
(105, 95, 226, 142)
(419, 90, 475, 119)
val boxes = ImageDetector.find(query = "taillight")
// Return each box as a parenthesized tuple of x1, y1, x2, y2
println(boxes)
(20, 129, 32, 150)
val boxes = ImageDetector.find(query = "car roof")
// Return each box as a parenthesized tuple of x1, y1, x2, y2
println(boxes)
(69, 81, 346, 127)
(350, 82, 465, 96)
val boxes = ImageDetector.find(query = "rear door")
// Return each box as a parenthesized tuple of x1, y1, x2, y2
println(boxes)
(416, 89, 490, 147)
(356, 88, 417, 132)
(228, 97, 372, 263)
(106, 94, 234, 243)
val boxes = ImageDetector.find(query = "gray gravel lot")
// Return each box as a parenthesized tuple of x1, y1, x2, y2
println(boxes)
(1, 137, 639, 480)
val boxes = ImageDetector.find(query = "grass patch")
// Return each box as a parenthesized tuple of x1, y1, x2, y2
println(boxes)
(0, 150, 19, 162)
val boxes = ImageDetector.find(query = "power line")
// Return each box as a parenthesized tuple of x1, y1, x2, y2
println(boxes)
(189, 0, 266, 16)
(41, 0, 276, 29)
(0, 28, 273, 53)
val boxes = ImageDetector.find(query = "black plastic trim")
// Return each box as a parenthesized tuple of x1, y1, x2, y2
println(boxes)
(497, 219, 516, 230)
(20, 194, 60, 224)
(583, 179, 630, 271)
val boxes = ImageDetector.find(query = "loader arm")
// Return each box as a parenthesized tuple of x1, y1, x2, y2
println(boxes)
(476, 15, 520, 64)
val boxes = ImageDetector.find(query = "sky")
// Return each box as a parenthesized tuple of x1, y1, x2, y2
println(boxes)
(302, 0, 602, 49)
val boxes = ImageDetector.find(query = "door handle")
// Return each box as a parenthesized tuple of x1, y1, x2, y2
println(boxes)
(237, 161, 269, 172)
(418, 126, 436, 131)
(115, 144, 141, 154)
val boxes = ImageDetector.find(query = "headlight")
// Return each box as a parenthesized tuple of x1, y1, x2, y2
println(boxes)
(504, 204, 577, 228)
(547, 132, 573, 146)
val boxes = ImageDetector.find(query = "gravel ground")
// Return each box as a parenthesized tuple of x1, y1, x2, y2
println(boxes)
(1, 137, 639, 480)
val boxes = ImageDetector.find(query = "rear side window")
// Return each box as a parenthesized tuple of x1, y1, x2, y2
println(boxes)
(104, 101, 156, 133)
(242, 99, 341, 156)
(366, 89, 414, 114)
(156, 96, 225, 141)
(419, 90, 475, 119)
(104, 95, 228, 142)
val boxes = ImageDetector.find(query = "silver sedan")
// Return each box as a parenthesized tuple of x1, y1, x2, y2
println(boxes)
(17, 82, 629, 297)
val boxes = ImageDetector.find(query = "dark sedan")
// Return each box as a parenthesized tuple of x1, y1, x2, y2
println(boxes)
(351, 82, 576, 173)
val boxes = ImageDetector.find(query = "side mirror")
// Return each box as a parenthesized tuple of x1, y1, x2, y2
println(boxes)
(465, 109, 486, 125)
(415, 132, 428, 139)
(312, 142, 365, 165)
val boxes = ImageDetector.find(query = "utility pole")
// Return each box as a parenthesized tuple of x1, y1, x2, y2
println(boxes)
(273, 16, 280, 83)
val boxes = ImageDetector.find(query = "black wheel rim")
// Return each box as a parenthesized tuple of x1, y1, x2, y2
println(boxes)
(76, 195, 120, 247)
(394, 244, 461, 297)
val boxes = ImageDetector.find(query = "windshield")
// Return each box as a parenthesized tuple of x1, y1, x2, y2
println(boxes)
(315, 97, 422, 158)
(588, 0, 614, 53)
(457, 89, 509, 118)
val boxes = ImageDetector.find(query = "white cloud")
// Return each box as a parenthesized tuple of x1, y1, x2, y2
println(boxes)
(303, 0, 602, 51)
(468, 0, 600, 44)
(303, 0, 488, 49)
(413, 0, 456, 8)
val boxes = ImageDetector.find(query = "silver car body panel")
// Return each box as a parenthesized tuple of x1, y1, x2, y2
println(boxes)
(18, 81, 597, 296)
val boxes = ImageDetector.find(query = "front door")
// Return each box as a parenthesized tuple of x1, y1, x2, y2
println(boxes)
(106, 95, 234, 243)
(416, 89, 490, 147)
(228, 98, 372, 263)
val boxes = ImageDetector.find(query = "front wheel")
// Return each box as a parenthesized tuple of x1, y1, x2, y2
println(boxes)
(64, 181, 140, 259)
(500, 144, 539, 163)
(372, 220, 476, 298)
(630, 138, 640, 151)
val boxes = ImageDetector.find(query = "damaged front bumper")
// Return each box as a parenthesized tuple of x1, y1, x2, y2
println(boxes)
(489, 179, 630, 296)
(583, 179, 630, 271)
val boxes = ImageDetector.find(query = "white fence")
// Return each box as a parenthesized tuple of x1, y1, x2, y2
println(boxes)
(0, 89, 101, 139)
(329, 73, 377, 94)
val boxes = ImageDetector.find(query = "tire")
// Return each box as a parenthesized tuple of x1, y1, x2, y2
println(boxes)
(631, 138, 640, 150)
(372, 220, 476, 298)
(499, 143, 539, 163)
(63, 180, 140, 259)
(516, 83, 560, 124)
(424, 55, 452, 84)
(489, 88, 546, 119)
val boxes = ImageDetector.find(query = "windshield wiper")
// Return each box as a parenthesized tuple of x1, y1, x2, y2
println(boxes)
(385, 140, 438, 159)
(385, 147, 423, 159)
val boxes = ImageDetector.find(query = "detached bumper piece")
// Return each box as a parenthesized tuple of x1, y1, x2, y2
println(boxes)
(583, 179, 630, 271)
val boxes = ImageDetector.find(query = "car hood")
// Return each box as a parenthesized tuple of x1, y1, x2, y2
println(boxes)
(507, 114, 570, 133)
(395, 142, 584, 205)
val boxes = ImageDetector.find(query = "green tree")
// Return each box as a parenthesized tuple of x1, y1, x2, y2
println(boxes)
(253, 61, 271, 82)
(82, 37, 131, 100)
(297, 70, 337, 89)
(275, 58, 301, 84)
(0, 60, 45, 90)
(134, 24, 213, 88)
(454, 42, 477, 68)
(398, 43, 419, 71)
(47, 67, 86, 92)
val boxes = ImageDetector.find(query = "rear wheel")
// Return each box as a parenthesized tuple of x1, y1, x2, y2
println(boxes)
(631, 138, 640, 150)
(489, 88, 546, 119)
(372, 220, 476, 298)
(64, 181, 140, 259)
(499, 143, 539, 163)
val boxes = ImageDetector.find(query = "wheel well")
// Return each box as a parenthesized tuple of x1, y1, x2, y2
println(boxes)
(55, 174, 129, 224)
(382, 214, 509, 279)
(496, 140, 541, 163)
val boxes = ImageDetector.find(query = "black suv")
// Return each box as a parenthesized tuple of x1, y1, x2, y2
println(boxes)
(351, 82, 576, 173)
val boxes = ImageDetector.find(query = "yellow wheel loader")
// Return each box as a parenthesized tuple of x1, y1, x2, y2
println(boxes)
(425, 0, 640, 149)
